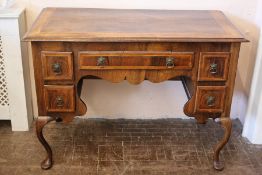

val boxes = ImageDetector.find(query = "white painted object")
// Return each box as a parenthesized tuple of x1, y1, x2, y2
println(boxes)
(242, 29, 262, 143)
(242, 0, 262, 144)
(0, 7, 33, 131)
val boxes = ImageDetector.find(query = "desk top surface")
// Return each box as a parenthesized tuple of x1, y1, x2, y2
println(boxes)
(24, 8, 247, 42)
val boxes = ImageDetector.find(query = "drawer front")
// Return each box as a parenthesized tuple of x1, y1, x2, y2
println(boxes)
(44, 85, 75, 112)
(78, 51, 194, 70)
(198, 52, 230, 81)
(195, 86, 226, 113)
(42, 51, 73, 80)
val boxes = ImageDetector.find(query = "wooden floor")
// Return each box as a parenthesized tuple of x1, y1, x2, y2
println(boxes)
(0, 118, 262, 175)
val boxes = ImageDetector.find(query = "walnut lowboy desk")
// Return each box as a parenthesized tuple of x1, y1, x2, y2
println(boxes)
(24, 8, 248, 171)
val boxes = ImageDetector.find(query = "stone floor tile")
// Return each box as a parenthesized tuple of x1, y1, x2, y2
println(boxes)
(0, 119, 261, 175)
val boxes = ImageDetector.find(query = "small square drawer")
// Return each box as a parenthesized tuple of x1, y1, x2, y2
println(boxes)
(198, 52, 230, 81)
(195, 86, 226, 113)
(44, 85, 75, 112)
(41, 51, 73, 80)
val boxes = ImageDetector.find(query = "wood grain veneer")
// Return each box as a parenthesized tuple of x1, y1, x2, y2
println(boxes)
(24, 8, 248, 171)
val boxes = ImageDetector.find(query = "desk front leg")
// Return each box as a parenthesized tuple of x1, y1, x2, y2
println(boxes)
(213, 117, 232, 170)
(36, 116, 55, 170)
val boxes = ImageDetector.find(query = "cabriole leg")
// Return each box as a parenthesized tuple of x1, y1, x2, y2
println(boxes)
(213, 118, 232, 171)
(36, 116, 55, 170)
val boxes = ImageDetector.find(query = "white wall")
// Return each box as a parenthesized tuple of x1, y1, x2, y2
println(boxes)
(82, 80, 187, 119)
(15, 0, 260, 122)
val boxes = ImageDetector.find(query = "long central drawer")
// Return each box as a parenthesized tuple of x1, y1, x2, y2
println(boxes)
(78, 51, 194, 70)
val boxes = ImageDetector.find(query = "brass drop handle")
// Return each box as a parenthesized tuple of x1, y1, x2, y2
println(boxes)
(52, 62, 62, 74)
(210, 63, 218, 74)
(206, 96, 216, 107)
(166, 57, 175, 68)
(55, 96, 64, 107)
(97, 56, 106, 66)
